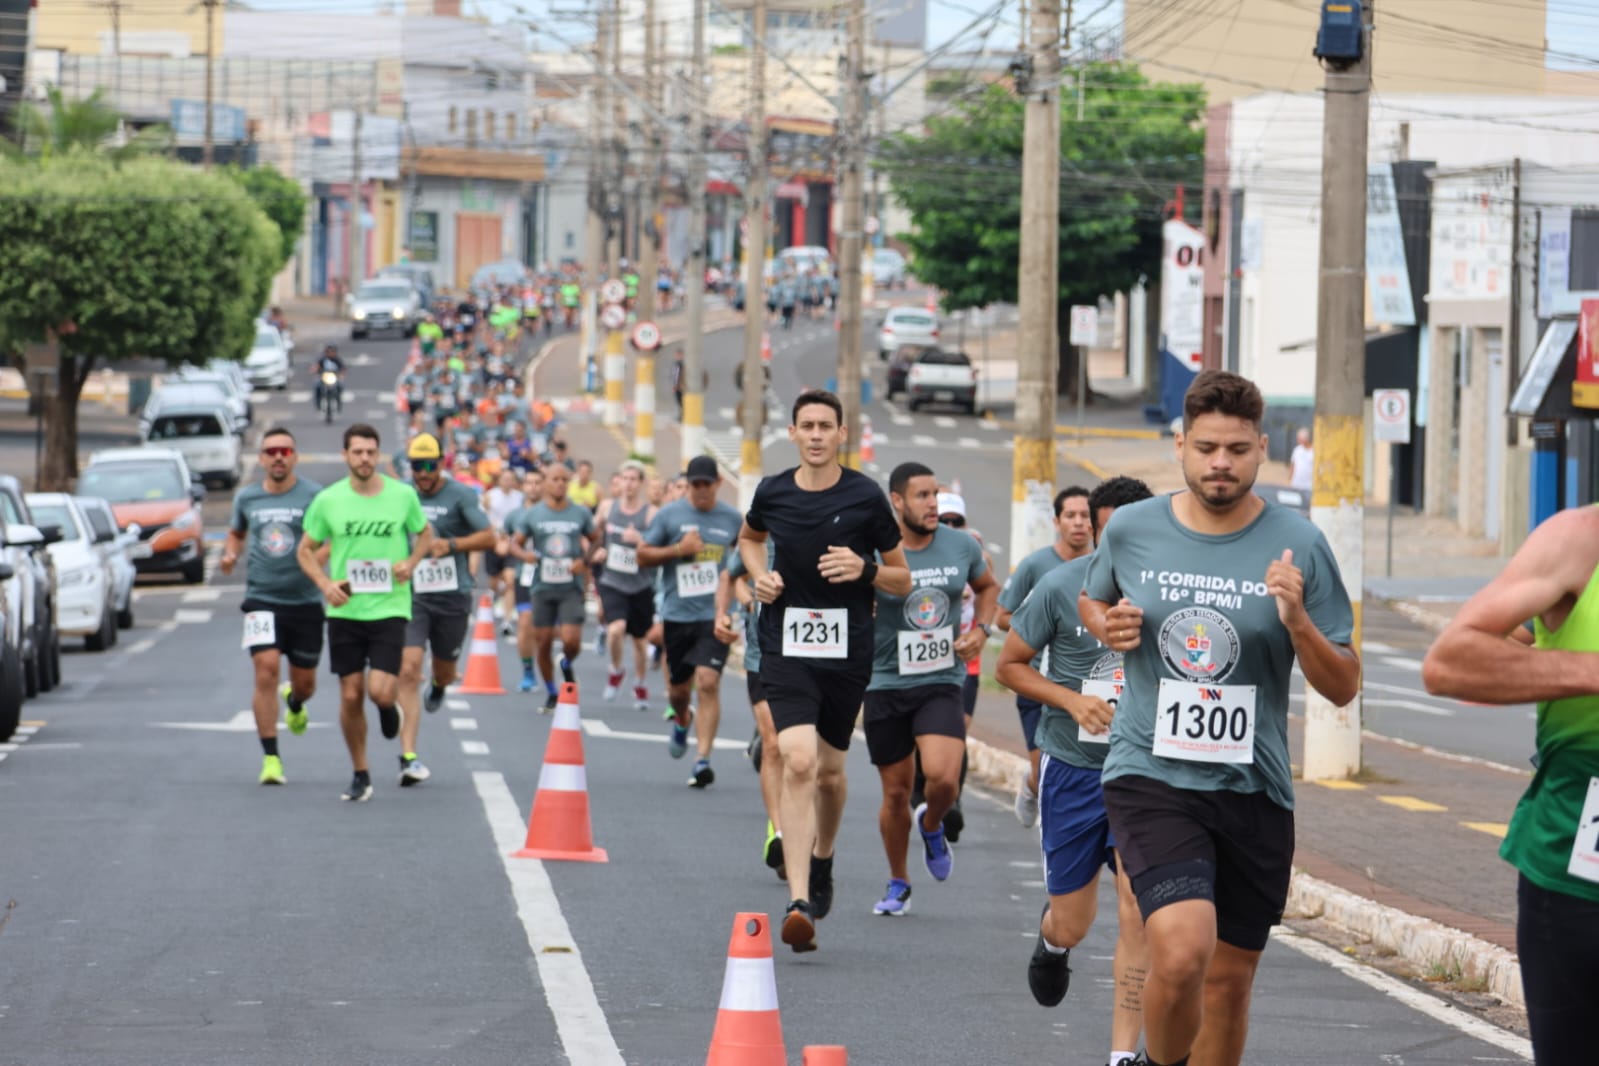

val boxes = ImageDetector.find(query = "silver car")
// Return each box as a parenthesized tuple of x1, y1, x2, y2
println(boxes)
(349, 279, 422, 338)
(73, 496, 137, 630)
(877, 307, 941, 360)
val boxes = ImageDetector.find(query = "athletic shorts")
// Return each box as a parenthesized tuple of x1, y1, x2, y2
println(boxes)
(760, 655, 868, 752)
(746, 670, 767, 708)
(862, 684, 967, 767)
(514, 575, 533, 610)
(484, 548, 511, 578)
(531, 586, 586, 628)
(327, 617, 408, 678)
(241, 598, 324, 670)
(1102, 774, 1294, 952)
(663, 619, 729, 685)
(1017, 695, 1043, 752)
(961, 673, 979, 718)
(1039, 753, 1117, 896)
(404, 594, 472, 661)
(599, 585, 654, 639)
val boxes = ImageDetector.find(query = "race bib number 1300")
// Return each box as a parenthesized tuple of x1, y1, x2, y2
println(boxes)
(781, 607, 847, 659)
(1153, 679, 1256, 764)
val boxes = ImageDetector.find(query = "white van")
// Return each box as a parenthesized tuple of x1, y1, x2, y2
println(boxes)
(139, 401, 243, 488)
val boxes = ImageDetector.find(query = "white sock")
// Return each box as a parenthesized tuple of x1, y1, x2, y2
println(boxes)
(1110, 1051, 1136, 1066)
(1041, 938, 1067, 955)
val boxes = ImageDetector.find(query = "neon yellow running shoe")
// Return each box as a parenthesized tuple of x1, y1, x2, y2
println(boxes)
(282, 683, 308, 736)
(259, 754, 286, 785)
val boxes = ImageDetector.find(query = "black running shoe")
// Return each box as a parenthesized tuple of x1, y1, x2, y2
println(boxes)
(780, 900, 817, 953)
(423, 683, 445, 714)
(340, 774, 373, 803)
(559, 656, 575, 685)
(746, 732, 763, 772)
(688, 758, 715, 789)
(943, 801, 965, 844)
(541, 690, 558, 715)
(1028, 902, 1071, 1007)
(809, 854, 835, 920)
(377, 703, 401, 740)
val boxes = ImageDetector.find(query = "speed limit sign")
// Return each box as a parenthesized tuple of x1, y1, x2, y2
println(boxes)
(600, 303, 627, 331)
(601, 279, 627, 305)
(631, 320, 662, 351)
(1373, 389, 1411, 445)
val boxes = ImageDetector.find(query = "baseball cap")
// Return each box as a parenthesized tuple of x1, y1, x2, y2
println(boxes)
(407, 432, 443, 460)
(685, 455, 720, 483)
(936, 492, 966, 518)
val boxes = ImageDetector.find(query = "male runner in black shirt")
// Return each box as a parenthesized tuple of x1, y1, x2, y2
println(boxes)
(740, 389, 911, 952)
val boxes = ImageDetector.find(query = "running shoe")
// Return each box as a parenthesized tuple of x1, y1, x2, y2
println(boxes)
(377, 703, 401, 741)
(809, 854, 835, 920)
(594, 629, 607, 655)
(423, 683, 445, 714)
(541, 690, 558, 715)
(281, 684, 308, 736)
(632, 684, 650, 712)
(519, 669, 535, 693)
(399, 754, 431, 787)
(559, 656, 575, 685)
(1028, 902, 1071, 1007)
(1109, 1056, 1147, 1066)
(915, 802, 953, 882)
(763, 824, 785, 877)
(943, 800, 965, 844)
(340, 774, 374, 803)
(781, 900, 818, 953)
(1015, 781, 1039, 828)
(873, 879, 912, 916)
(668, 723, 689, 759)
(746, 732, 763, 772)
(604, 672, 624, 701)
(258, 754, 285, 786)
(500, 619, 516, 638)
(688, 758, 715, 788)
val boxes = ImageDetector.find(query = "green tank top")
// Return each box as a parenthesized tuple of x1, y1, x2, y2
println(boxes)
(1500, 555, 1599, 902)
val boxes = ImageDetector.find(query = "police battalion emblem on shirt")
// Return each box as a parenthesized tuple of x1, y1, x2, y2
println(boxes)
(1158, 607, 1241, 682)
(546, 532, 571, 557)
(261, 521, 294, 557)
(902, 587, 951, 631)
(1087, 651, 1125, 682)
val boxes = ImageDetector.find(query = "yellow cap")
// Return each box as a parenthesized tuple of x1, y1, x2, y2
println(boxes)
(407, 432, 443, 460)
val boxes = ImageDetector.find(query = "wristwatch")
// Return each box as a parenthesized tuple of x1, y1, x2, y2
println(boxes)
(976, 622, 993, 638)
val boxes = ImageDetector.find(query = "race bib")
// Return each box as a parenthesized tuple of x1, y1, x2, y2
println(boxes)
(241, 610, 276, 649)
(608, 544, 639, 575)
(1076, 679, 1121, 745)
(897, 626, 954, 675)
(1153, 679, 1257, 764)
(347, 558, 393, 595)
(781, 606, 847, 659)
(413, 556, 459, 594)
(1568, 777, 1599, 885)
(540, 556, 574, 584)
(675, 560, 718, 598)
(519, 563, 536, 587)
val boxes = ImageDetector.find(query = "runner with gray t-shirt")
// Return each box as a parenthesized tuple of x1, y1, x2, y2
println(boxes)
(508, 463, 595, 713)
(594, 461, 656, 710)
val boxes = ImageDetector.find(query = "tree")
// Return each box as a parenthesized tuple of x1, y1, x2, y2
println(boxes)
(0, 154, 280, 489)
(877, 63, 1206, 398)
(224, 164, 308, 275)
(2, 85, 171, 161)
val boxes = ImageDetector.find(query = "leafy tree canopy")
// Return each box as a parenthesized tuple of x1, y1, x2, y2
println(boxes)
(223, 163, 307, 275)
(2, 85, 171, 161)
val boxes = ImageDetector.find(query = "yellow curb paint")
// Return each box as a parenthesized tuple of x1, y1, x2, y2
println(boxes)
(1058, 447, 1111, 481)
(1310, 779, 1366, 791)
(1378, 795, 1448, 813)
(1460, 821, 1509, 839)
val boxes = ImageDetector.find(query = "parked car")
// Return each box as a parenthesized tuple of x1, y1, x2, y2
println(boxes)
(245, 324, 292, 391)
(75, 496, 137, 629)
(870, 248, 908, 288)
(885, 343, 933, 399)
(350, 278, 423, 338)
(79, 447, 206, 584)
(0, 475, 61, 700)
(162, 366, 252, 430)
(0, 563, 23, 743)
(141, 399, 244, 489)
(1254, 483, 1311, 516)
(27, 494, 117, 652)
(378, 263, 437, 308)
(904, 347, 979, 414)
(877, 307, 940, 360)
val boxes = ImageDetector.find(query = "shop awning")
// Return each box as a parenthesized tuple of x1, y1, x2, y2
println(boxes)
(1509, 318, 1579, 419)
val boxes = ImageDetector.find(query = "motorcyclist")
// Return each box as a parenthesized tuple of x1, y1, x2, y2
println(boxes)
(313, 344, 346, 413)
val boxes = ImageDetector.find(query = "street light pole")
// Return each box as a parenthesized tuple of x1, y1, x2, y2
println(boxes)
(738, 0, 768, 509)
(681, 0, 710, 464)
(836, 0, 867, 470)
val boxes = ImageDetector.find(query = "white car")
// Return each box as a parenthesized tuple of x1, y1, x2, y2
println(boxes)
(877, 307, 941, 360)
(245, 325, 292, 391)
(26, 494, 117, 651)
(74, 496, 137, 630)
(164, 367, 252, 430)
(141, 399, 244, 488)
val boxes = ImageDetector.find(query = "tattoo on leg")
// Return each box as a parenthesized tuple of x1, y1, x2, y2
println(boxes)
(1119, 965, 1146, 1013)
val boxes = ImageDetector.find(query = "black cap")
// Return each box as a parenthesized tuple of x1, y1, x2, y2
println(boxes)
(685, 455, 720, 483)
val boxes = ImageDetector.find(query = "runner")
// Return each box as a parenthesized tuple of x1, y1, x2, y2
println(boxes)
(592, 460, 656, 709)
(507, 467, 547, 689)
(866, 462, 996, 916)
(508, 462, 595, 713)
(722, 541, 784, 878)
(220, 427, 323, 786)
(297, 424, 434, 803)
(1421, 505, 1599, 1062)
(395, 432, 495, 786)
(1081, 371, 1358, 1066)
(995, 474, 1152, 1066)
(739, 389, 911, 952)
(637, 455, 743, 786)
(997, 485, 1094, 827)
(482, 467, 523, 631)
(569, 459, 602, 509)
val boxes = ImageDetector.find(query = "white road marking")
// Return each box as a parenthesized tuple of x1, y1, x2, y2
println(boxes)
(451, 717, 479, 731)
(13, 742, 80, 750)
(1380, 655, 1422, 671)
(446, 698, 471, 711)
(174, 609, 214, 624)
(461, 740, 491, 756)
(473, 772, 626, 1065)
(934, 416, 957, 428)
(150, 710, 257, 732)
(1364, 640, 1398, 654)
(15, 725, 38, 736)
(890, 411, 913, 427)
(289, 390, 311, 404)
(581, 719, 745, 751)
(912, 434, 937, 447)
(158, 621, 180, 633)
(1289, 693, 1453, 717)
(122, 638, 157, 656)
(979, 419, 1001, 431)
(716, 407, 735, 421)
(181, 589, 222, 603)
(957, 437, 981, 449)
(1269, 929, 1531, 1061)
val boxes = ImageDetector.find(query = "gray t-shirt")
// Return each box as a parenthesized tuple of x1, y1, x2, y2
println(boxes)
(645, 498, 743, 623)
(1010, 554, 1122, 769)
(512, 501, 594, 594)
(726, 543, 775, 674)
(869, 525, 988, 692)
(1000, 543, 1074, 672)
(597, 498, 655, 595)
(415, 477, 490, 602)
(230, 477, 323, 606)
(1082, 495, 1354, 810)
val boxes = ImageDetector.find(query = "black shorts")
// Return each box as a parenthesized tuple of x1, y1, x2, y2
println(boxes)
(760, 655, 868, 753)
(663, 620, 729, 685)
(531, 586, 585, 628)
(327, 617, 408, 678)
(746, 670, 767, 707)
(961, 672, 979, 717)
(1102, 774, 1295, 952)
(241, 598, 325, 670)
(515, 573, 533, 608)
(484, 548, 511, 578)
(404, 594, 472, 661)
(863, 684, 968, 767)
(599, 584, 654, 639)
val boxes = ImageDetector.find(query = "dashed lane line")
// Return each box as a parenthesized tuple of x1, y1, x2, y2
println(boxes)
(461, 740, 491, 756)
(1461, 821, 1509, 839)
(181, 589, 222, 603)
(173, 609, 215, 625)
(450, 717, 479, 731)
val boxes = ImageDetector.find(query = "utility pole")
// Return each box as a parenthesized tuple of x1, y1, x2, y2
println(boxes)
(607, 0, 626, 275)
(102, 0, 123, 109)
(348, 107, 365, 297)
(738, 0, 769, 509)
(1304, 0, 1373, 779)
(681, 0, 709, 464)
(836, 0, 867, 468)
(638, 11, 661, 322)
(587, 0, 608, 288)
(1010, 0, 1060, 565)
(201, 0, 219, 169)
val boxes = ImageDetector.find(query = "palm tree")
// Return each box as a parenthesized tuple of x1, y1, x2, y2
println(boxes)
(2, 85, 171, 160)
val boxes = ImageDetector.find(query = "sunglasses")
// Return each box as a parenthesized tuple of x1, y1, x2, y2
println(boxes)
(261, 445, 295, 458)
(940, 515, 965, 528)
(410, 459, 440, 473)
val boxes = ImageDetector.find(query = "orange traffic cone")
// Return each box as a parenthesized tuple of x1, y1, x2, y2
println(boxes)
(706, 913, 786, 1066)
(456, 594, 506, 695)
(804, 1048, 847, 1065)
(512, 682, 608, 863)
(859, 418, 875, 463)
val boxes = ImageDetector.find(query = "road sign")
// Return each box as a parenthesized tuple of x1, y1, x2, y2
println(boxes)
(1373, 388, 1411, 444)
(600, 279, 626, 305)
(1069, 305, 1098, 347)
(631, 320, 661, 351)
(600, 304, 627, 331)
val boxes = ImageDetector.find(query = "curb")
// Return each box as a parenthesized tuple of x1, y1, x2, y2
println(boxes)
(1376, 595, 1454, 635)
(960, 734, 1523, 1007)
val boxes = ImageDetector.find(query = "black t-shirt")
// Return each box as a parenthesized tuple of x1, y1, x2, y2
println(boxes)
(746, 466, 901, 671)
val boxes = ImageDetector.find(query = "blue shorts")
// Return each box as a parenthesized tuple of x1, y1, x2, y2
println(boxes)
(1039, 752, 1116, 896)
(1017, 696, 1042, 752)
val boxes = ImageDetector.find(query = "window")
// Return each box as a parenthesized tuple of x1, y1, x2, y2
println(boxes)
(465, 108, 478, 146)
(448, 106, 458, 133)
(1570, 209, 1599, 292)
(28, 504, 80, 541)
(506, 113, 517, 141)
(83, 506, 113, 540)
(486, 111, 497, 141)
